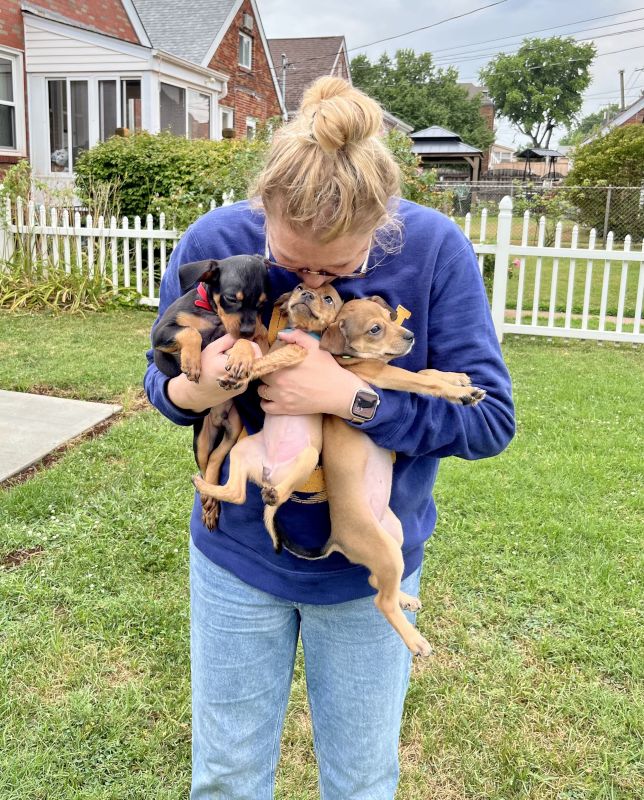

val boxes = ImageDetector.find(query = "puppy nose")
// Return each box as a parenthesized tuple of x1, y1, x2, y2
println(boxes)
(402, 329, 414, 342)
(300, 289, 314, 300)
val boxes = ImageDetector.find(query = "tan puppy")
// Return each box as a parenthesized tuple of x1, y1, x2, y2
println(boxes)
(195, 294, 485, 656)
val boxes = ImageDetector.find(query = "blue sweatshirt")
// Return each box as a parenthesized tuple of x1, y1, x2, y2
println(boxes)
(144, 199, 515, 604)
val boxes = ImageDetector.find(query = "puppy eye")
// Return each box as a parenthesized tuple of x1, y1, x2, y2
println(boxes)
(369, 324, 382, 334)
(223, 294, 240, 304)
(323, 296, 334, 304)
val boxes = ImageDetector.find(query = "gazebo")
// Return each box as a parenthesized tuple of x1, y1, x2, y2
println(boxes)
(410, 126, 483, 181)
(518, 148, 565, 180)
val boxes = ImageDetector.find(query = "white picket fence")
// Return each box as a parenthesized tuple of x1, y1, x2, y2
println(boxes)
(1, 193, 642, 344)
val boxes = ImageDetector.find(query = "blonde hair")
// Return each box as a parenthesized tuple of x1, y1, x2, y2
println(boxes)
(252, 77, 401, 243)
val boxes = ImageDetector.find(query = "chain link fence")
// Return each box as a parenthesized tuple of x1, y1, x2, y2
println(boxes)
(429, 183, 644, 243)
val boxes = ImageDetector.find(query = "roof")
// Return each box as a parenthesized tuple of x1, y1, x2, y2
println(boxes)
(518, 148, 565, 159)
(411, 125, 463, 140)
(267, 36, 347, 113)
(412, 141, 482, 156)
(382, 109, 413, 134)
(459, 82, 494, 106)
(583, 94, 644, 143)
(132, 0, 236, 64)
(21, 1, 148, 44)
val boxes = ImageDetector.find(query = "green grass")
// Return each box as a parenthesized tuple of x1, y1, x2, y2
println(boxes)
(1, 310, 642, 799)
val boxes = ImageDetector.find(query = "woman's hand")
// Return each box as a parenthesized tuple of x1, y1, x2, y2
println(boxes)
(258, 329, 368, 418)
(168, 334, 262, 413)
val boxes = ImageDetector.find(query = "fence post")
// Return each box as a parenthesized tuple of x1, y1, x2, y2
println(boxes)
(0, 193, 14, 264)
(602, 186, 612, 242)
(491, 195, 513, 342)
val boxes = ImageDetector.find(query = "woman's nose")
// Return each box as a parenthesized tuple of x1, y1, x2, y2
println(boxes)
(299, 272, 329, 289)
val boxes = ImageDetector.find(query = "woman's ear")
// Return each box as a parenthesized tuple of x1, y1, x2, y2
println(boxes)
(320, 320, 347, 354)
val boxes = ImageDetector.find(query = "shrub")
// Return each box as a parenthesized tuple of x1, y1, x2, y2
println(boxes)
(74, 132, 269, 230)
(565, 126, 644, 239)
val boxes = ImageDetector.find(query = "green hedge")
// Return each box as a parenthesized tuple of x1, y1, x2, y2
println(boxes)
(74, 131, 268, 230)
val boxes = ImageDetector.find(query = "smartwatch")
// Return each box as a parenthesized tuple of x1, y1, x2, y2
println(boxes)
(349, 387, 380, 424)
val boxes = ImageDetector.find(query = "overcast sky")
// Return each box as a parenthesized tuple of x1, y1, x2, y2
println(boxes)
(258, 0, 644, 146)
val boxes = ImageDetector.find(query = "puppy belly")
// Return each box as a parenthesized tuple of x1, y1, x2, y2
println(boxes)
(261, 415, 321, 484)
(363, 441, 400, 542)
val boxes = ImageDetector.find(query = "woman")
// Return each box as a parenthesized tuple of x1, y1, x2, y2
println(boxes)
(145, 77, 514, 800)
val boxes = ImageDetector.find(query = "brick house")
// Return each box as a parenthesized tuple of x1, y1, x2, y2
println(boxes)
(582, 94, 644, 144)
(267, 35, 412, 134)
(0, 0, 283, 181)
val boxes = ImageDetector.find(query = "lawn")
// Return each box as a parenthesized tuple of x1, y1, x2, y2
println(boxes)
(0, 309, 642, 799)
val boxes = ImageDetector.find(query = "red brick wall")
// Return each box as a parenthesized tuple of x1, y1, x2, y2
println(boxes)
(0, 1, 139, 49)
(621, 109, 644, 125)
(207, 0, 281, 138)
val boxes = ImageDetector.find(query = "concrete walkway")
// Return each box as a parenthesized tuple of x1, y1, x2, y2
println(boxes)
(0, 390, 121, 483)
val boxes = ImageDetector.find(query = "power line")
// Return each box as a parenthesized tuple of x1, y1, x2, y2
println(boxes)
(430, 16, 644, 64)
(432, 25, 644, 67)
(346, 0, 509, 53)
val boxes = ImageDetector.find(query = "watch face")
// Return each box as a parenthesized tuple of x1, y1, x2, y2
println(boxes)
(352, 390, 379, 419)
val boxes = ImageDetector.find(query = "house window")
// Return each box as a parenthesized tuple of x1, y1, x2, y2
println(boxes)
(47, 79, 89, 173)
(160, 83, 186, 136)
(220, 106, 234, 134)
(239, 32, 252, 69)
(188, 90, 210, 139)
(161, 84, 212, 139)
(99, 80, 117, 140)
(246, 116, 257, 140)
(0, 57, 16, 149)
(121, 79, 142, 133)
(0, 49, 24, 153)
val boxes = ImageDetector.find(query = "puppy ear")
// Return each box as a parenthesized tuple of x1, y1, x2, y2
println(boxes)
(273, 292, 292, 312)
(179, 260, 220, 293)
(368, 295, 397, 321)
(320, 320, 347, 355)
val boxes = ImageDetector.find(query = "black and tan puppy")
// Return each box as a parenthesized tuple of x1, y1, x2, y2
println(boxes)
(195, 295, 485, 656)
(153, 255, 269, 528)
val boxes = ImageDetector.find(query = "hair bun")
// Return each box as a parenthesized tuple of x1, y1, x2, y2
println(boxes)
(300, 77, 383, 153)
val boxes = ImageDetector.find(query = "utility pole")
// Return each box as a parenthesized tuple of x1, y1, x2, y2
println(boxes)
(619, 69, 625, 110)
(281, 54, 291, 122)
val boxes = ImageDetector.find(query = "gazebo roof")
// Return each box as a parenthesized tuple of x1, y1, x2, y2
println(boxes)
(410, 125, 482, 156)
(518, 148, 564, 159)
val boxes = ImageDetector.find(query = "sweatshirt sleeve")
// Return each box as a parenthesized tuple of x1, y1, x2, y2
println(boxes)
(143, 227, 211, 427)
(348, 240, 515, 460)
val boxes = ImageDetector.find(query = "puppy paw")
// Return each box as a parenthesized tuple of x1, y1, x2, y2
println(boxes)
(217, 375, 245, 391)
(459, 387, 486, 406)
(399, 592, 422, 612)
(181, 355, 201, 383)
(261, 485, 279, 506)
(201, 496, 220, 530)
(225, 355, 253, 381)
(409, 633, 433, 658)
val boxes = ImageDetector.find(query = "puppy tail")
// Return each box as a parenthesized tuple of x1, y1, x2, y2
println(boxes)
(272, 509, 330, 560)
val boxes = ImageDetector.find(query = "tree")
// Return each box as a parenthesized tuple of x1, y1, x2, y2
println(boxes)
(479, 37, 596, 149)
(351, 49, 494, 151)
(565, 126, 644, 238)
(559, 104, 620, 146)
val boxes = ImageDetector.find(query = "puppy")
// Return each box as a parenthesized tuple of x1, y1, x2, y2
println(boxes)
(152, 255, 269, 528)
(193, 283, 342, 548)
(193, 294, 486, 656)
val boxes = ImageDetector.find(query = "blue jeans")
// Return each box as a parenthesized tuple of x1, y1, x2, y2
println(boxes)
(189, 539, 422, 800)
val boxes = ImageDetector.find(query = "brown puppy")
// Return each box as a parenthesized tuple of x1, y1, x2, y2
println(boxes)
(194, 295, 485, 656)
(193, 283, 343, 551)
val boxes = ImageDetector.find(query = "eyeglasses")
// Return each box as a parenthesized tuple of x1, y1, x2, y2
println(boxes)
(264, 234, 372, 280)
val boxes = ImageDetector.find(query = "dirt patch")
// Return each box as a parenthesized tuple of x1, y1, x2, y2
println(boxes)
(1, 546, 45, 569)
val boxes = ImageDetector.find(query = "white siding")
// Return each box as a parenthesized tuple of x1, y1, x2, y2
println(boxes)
(24, 20, 148, 74)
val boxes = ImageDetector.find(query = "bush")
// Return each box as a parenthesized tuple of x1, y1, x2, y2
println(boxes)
(565, 126, 644, 239)
(74, 132, 269, 230)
